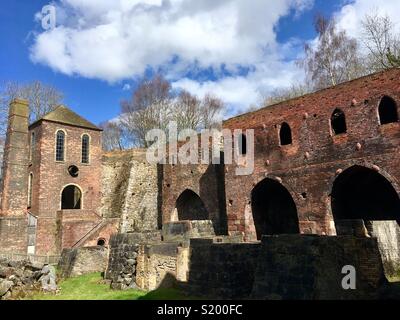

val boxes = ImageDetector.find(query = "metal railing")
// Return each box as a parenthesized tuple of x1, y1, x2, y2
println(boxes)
(0, 252, 60, 264)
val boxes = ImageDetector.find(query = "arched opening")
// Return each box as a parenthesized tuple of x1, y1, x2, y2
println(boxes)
(331, 165, 400, 234)
(251, 178, 299, 240)
(331, 108, 347, 135)
(279, 122, 292, 146)
(238, 134, 247, 155)
(97, 238, 106, 246)
(379, 96, 398, 125)
(61, 185, 82, 210)
(176, 189, 209, 221)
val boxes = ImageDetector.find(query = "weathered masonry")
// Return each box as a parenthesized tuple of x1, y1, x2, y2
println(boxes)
(1, 69, 400, 299)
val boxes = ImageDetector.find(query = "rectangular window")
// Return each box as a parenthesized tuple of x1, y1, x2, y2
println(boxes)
(28, 173, 33, 208)
(56, 131, 65, 161)
(82, 134, 89, 164)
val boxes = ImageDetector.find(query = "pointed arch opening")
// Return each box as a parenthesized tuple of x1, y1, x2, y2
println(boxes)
(379, 96, 398, 125)
(61, 185, 82, 210)
(331, 165, 400, 234)
(331, 108, 347, 135)
(176, 189, 209, 221)
(279, 122, 292, 146)
(251, 178, 299, 240)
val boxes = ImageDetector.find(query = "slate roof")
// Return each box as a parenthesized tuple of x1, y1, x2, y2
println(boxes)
(29, 105, 102, 131)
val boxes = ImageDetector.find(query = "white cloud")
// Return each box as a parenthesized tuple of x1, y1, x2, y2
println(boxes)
(30, 0, 314, 114)
(335, 0, 400, 39)
(122, 83, 131, 91)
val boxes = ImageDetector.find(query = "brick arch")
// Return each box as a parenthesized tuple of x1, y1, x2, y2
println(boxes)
(170, 188, 209, 222)
(327, 163, 400, 235)
(249, 176, 300, 240)
(60, 184, 83, 210)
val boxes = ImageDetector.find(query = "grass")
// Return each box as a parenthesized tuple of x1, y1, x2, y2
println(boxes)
(27, 273, 192, 300)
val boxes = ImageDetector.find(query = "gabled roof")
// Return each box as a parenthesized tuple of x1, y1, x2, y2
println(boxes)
(29, 105, 102, 131)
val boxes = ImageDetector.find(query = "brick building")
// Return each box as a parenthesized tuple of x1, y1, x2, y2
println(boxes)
(0, 69, 399, 278)
(0, 101, 118, 255)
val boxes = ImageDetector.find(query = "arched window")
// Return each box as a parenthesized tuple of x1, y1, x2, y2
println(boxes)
(56, 130, 65, 162)
(82, 134, 90, 164)
(238, 134, 247, 155)
(28, 173, 33, 208)
(378, 96, 398, 125)
(29, 132, 35, 161)
(331, 108, 347, 135)
(279, 122, 292, 146)
(61, 185, 82, 210)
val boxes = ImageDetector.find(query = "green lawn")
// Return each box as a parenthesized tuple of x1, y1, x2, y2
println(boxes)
(27, 273, 192, 300)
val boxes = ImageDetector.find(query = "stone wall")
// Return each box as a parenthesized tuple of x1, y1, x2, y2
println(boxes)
(105, 231, 161, 289)
(251, 235, 386, 300)
(101, 150, 160, 232)
(186, 239, 261, 299)
(58, 246, 108, 278)
(367, 221, 400, 277)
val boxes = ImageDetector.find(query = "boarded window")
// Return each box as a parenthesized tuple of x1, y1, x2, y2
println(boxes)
(56, 131, 65, 161)
(379, 96, 398, 125)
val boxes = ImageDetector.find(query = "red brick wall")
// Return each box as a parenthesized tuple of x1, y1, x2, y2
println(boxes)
(29, 120, 102, 254)
(162, 163, 227, 235)
(223, 69, 400, 241)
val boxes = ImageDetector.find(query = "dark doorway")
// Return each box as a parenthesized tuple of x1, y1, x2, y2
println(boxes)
(97, 239, 106, 246)
(379, 96, 398, 125)
(331, 166, 400, 232)
(279, 122, 292, 145)
(331, 108, 347, 135)
(61, 185, 82, 209)
(251, 178, 299, 239)
(176, 189, 209, 220)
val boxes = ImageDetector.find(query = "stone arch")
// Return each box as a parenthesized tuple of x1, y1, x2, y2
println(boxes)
(251, 178, 299, 240)
(61, 184, 82, 210)
(175, 189, 209, 221)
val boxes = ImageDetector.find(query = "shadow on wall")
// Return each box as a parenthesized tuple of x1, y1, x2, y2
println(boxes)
(141, 235, 391, 300)
(199, 164, 228, 235)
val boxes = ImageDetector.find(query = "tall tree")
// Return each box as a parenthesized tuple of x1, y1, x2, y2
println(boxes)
(0, 81, 63, 136)
(299, 14, 364, 90)
(361, 12, 400, 71)
(99, 121, 125, 151)
(120, 75, 224, 148)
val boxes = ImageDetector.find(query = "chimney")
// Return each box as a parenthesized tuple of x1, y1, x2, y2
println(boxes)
(0, 99, 29, 216)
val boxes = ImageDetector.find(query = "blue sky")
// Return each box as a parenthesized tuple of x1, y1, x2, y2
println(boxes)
(0, 0, 392, 125)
